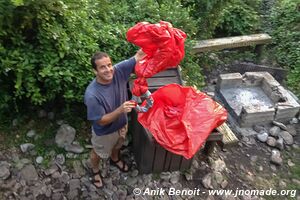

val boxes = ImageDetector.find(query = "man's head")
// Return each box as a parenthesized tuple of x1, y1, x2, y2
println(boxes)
(91, 52, 114, 84)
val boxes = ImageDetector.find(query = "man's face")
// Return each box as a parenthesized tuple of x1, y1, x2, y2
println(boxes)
(94, 56, 114, 84)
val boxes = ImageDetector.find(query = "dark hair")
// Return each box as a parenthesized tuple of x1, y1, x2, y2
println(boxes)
(91, 52, 109, 70)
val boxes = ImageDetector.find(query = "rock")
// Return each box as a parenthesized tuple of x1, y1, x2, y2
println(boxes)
(286, 125, 297, 136)
(81, 159, 92, 171)
(103, 177, 113, 190)
(84, 144, 93, 149)
(45, 186, 52, 198)
(289, 117, 298, 124)
(266, 137, 277, 147)
(279, 131, 294, 145)
(160, 172, 171, 181)
(250, 155, 258, 163)
(51, 171, 61, 179)
(15, 158, 31, 170)
(69, 179, 81, 191)
(117, 189, 127, 200)
(270, 150, 283, 166)
(73, 160, 85, 177)
(170, 172, 180, 184)
(130, 169, 139, 177)
(241, 195, 259, 200)
(192, 159, 199, 169)
(184, 171, 193, 181)
(125, 177, 137, 186)
(52, 193, 63, 200)
(257, 132, 268, 142)
(103, 188, 114, 198)
(0, 164, 10, 180)
(240, 164, 246, 172)
(55, 124, 76, 148)
(20, 164, 39, 182)
(221, 194, 236, 200)
(270, 164, 277, 171)
(279, 180, 287, 188)
(245, 174, 254, 182)
(291, 179, 300, 186)
(287, 159, 295, 167)
(269, 126, 281, 137)
(20, 143, 35, 153)
(64, 144, 84, 154)
(212, 158, 226, 172)
(253, 125, 267, 133)
(142, 174, 152, 185)
(60, 171, 70, 184)
(44, 165, 59, 176)
(29, 149, 37, 156)
(26, 130, 36, 138)
(258, 166, 263, 171)
(67, 190, 79, 200)
(214, 171, 224, 185)
(206, 196, 215, 200)
(35, 156, 43, 164)
(221, 180, 228, 189)
(272, 121, 287, 130)
(241, 136, 256, 145)
(275, 138, 284, 150)
(161, 181, 172, 189)
(55, 154, 65, 165)
(202, 173, 213, 189)
(56, 120, 64, 126)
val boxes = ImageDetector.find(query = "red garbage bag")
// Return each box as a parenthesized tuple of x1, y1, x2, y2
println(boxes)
(127, 21, 186, 96)
(137, 84, 227, 159)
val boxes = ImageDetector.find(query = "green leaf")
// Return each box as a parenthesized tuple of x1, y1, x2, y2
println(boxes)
(10, 0, 23, 6)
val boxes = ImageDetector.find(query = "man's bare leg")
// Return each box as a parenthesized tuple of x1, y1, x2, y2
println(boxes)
(90, 149, 103, 187)
(110, 128, 128, 171)
(111, 135, 124, 159)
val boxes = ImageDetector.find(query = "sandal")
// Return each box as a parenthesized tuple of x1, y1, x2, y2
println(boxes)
(91, 170, 103, 188)
(110, 158, 129, 172)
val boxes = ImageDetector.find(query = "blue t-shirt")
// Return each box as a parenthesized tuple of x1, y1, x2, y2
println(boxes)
(84, 57, 135, 136)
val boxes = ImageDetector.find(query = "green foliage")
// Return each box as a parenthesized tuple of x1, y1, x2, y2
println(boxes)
(181, 0, 231, 38)
(0, 0, 107, 110)
(180, 42, 205, 88)
(182, 0, 262, 38)
(270, 0, 300, 97)
(215, 0, 261, 36)
(0, 0, 204, 114)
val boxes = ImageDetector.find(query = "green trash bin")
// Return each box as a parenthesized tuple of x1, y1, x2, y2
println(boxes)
(129, 68, 194, 174)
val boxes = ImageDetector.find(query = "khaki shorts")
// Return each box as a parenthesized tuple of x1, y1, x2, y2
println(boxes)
(91, 124, 128, 159)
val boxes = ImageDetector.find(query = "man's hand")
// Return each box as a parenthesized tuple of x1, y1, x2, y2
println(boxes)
(119, 101, 136, 113)
(97, 101, 136, 126)
(134, 49, 145, 62)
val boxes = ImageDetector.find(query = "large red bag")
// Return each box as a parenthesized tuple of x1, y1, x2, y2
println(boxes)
(137, 84, 227, 159)
(127, 21, 186, 96)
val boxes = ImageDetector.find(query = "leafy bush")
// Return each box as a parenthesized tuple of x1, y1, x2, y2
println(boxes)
(270, 0, 300, 97)
(0, 0, 106, 110)
(215, 0, 261, 36)
(0, 0, 204, 115)
(181, 0, 231, 38)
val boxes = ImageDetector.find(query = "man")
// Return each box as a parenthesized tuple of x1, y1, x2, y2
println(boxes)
(84, 49, 144, 188)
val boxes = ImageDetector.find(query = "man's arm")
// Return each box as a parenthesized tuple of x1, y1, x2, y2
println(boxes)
(97, 101, 136, 126)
